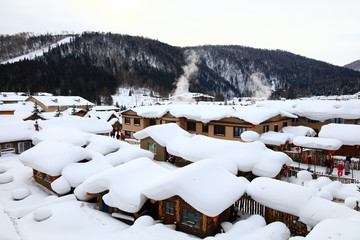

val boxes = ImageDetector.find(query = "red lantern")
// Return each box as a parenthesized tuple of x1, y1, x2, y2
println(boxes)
(168, 153, 171, 156)
(178, 119, 181, 122)
(86, 192, 92, 196)
(295, 147, 300, 152)
(252, 125, 255, 129)
(211, 215, 219, 219)
(280, 145, 285, 149)
(285, 167, 290, 172)
(356, 145, 360, 149)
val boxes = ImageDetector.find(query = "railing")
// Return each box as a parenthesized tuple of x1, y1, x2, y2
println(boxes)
(286, 166, 360, 184)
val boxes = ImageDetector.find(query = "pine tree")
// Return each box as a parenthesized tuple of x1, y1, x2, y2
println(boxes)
(71, 105, 77, 116)
(54, 106, 61, 117)
(31, 102, 41, 120)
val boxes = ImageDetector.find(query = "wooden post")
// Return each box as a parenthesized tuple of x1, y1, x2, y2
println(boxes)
(202, 215, 207, 233)
(175, 199, 180, 223)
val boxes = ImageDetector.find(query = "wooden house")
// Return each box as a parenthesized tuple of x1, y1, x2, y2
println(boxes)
(121, 104, 296, 143)
(134, 123, 292, 178)
(143, 160, 248, 238)
(84, 110, 122, 135)
(80, 157, 169, 224)
(0, 121, 35, 155)
(19, 140, 112, 195)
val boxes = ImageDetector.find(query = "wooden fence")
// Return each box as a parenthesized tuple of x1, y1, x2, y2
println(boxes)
(236, 194, 308, 236)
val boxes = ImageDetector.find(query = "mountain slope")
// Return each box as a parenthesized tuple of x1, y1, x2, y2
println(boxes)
(1, 32, 360, 102)
(344, 60, 360, 72)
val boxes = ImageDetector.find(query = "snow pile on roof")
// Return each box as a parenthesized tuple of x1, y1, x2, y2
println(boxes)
(104, 141, 154, 166)
(37, 116, 112, 134)
(135, 123, 293, 177)
(132, 104, 296, 125)
(319, 123, 360, 146)
(281, 126, 316, 137)
(144, 159, 249, 217)
(293, 136, 342, 150)
(258, 99, 360, 122)
(0, 121, 35, 142)
(133, 123, 192, 147)
(215, 215, 290, 240)
(80, 157, 169, 212)
(27, 95, 94, 107)
(247, 177, 360, 227)
(19, 140, 112, 195)
(85, 135, 121, 155)
(260, 131, 293, 146)
(32, 126, 90, 146)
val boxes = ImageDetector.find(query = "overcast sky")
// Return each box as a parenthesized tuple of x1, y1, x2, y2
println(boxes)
(1, 0, 359, 66)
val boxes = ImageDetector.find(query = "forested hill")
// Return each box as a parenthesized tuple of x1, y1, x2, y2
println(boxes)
(1, 32, 360, 103)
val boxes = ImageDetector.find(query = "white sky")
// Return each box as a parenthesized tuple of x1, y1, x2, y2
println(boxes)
(0, 0, 359, 66)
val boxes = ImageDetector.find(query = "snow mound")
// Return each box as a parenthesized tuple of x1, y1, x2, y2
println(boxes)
(297, 170, 313, 183)
(0, 165, 7, 174)
(241, 131, 259, 142)
(11, 188, 31, 200)
(51, 177, 71, 195)
(33, 207, 52, 222)
(132, 215, 155, 228)
(345, 197, 359, 209)
(0, 173, 14, 184)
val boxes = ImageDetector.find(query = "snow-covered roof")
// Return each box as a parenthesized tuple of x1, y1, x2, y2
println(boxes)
(258, 99, 360, 122)
(91, 106, 120, 111)
(133, 123, 192, 146)
(134, 123, 293, 177)
(144, 159, 248, 217)
(281, 126, 316, 137)
(260, 131, 294, 146)
(319, 123, 360, 146)
(132, 104, 296, 125)
(37, 116, 112, 134)
(0, 121, 35, 142)
(0, 93, 27, 102)
(293, 136, 342, 151)
(19, 140, 112, 195)
(246, 177, 360, 228)
(27, 96, 94, 107)
(84, 110, 120, 122)
(80, 157, 169, 213)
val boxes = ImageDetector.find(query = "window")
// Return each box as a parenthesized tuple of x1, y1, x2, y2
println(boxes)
(274, 125, 279, 132)
(182, 209, 201, 228)
(125, 130, 131, 138)
(148, 142, 157, 155)
(330, 118, 344, 124)
(283, 122, 288, 127)
(165, 202, 174, 215)
(44, 174, 51, 183)
(202, 123, 208, 133)
(5, 143, 11, 148)
(36, 171, 42, 179)
(263, 125, 269, 133)
(18, 142, 31, 153)
(214, 125, 225, 136)
(134, 118, 140, 126)
(234, 127, 246, 137)
(150, 119, 157, 126)
(125, 117, 130, 125)
(187, 122, 196, 131)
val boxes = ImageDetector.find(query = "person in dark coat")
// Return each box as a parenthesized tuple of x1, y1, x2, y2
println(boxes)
(345, 156, 351, 175)
(325, 156, 331, 174)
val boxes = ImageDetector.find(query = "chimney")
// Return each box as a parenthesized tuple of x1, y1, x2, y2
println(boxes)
(34, 120, 39, 131)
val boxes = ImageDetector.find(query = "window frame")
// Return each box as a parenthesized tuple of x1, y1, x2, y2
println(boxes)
(234, 126, 246, 137)
(187, 121, 196, 131)
(214, 125, 225, 136)
(263, 125, 269, 133)
(134, 118, 141, 126)
(182, 209, 201, 228)
(124, 117, 130, 125)
(148, 142, 157, 155)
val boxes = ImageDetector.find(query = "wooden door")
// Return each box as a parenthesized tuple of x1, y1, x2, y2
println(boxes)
(164, 201, 175, 224)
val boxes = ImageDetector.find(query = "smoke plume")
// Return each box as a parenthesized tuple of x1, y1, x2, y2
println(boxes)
(250, 72, 272, 100)
(172, 50, 199, 101)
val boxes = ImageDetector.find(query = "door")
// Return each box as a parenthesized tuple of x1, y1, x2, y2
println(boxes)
(164, 201, 175, 224)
